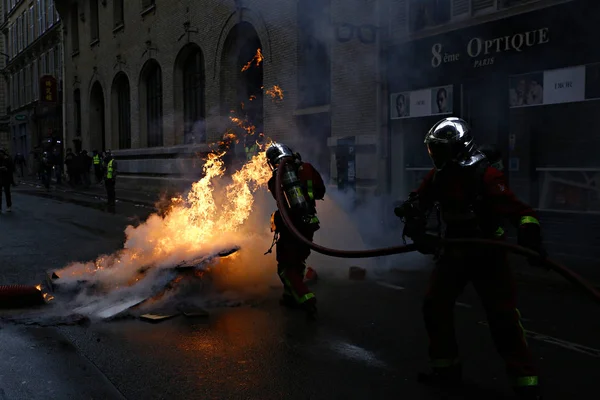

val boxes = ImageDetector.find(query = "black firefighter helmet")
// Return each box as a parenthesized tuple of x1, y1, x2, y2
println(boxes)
(424, 117, 483, 170)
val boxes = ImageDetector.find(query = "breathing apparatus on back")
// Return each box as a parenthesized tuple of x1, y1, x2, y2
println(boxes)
(266, 142, 315, 224)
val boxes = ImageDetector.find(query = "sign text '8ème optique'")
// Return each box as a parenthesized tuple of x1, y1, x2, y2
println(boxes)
(431, 28, 550, 69)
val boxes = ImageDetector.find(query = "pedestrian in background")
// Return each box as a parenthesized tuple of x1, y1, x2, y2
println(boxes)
(64, 148, 76, 186)
(104, 151, 117, 213)
(0, 149, 14, 213)
(52, 147, 62, 185)
(41, 151, 53, 190)
(92, 150, 103, 184)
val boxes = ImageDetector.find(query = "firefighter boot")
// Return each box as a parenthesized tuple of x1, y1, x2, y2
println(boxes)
(417, 363, 463, 389)
(514, 385, 543, 400)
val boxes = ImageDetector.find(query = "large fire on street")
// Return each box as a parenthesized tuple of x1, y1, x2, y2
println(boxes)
(45, 148, 274, 320)
(34, 47, 282, 322)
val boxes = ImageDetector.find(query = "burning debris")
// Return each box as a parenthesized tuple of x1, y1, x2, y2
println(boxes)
(42, 146, 272, 321)
(229, 115, 256, 136)
(265, 85, 284, 101)
(241, 48, 264, 72)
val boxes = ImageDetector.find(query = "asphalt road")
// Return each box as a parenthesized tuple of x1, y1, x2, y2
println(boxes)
(0, 192, 598, 400)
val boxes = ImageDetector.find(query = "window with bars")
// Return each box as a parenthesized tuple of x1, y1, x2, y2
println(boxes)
(29, 6, 35, 44)
(183, 50, 205, 143)
(48, 0, 54, 28)
(12, 22, 17, 56)
(24, 11, 28, 47)
(90, 0, 99, 42)
(115, 75, 131, 149)
(145, 62, 163, 147)
(17, 15, 22, 52)
(37, 0, 45, 35)
(114, 0, 124, 27)
(71, 4, 79, 53)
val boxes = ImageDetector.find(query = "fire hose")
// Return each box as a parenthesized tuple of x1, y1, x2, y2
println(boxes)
(274, 158, 600, 304)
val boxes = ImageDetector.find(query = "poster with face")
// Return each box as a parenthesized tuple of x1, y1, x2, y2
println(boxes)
(390, 92, 411, 119)
(431, 85, 453, 115)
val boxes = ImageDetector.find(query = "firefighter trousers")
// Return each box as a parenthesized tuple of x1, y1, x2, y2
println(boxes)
(422, 249, 538, 387)
(275, 220, 316, 307)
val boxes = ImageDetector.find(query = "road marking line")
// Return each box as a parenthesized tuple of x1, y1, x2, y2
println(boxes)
(376, 282, 405, 290)
(478, 321, 600, 358)
(456, 302, 472, 308)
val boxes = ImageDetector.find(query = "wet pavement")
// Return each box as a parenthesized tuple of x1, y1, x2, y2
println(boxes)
(0, 193, 599, 399)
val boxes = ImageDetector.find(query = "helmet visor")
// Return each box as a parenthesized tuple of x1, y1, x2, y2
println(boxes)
(427, 142, 453, 170)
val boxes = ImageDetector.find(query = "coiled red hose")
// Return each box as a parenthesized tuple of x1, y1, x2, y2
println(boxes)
(0, 285, 46, 308)
(275, 158, 600, 304)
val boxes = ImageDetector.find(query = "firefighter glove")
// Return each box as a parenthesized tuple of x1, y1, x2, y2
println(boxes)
(518, 222, 547, 269)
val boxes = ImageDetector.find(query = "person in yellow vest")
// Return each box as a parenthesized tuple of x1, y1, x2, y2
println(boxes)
(92, 150, 103, 184)
(104, 151, 117, 213)
(244, 133, 264, 161)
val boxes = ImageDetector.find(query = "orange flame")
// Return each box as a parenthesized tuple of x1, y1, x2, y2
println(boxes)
(265, 85, 284, 101)
(241, 48, 264, 72)
(229, 116, 256, 136)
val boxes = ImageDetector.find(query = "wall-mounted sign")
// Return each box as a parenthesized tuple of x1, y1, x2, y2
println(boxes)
(391, 85, 453, 119)
(431, 28, 550, 70)
(14, 114, 27, 121)
(509, 64, 597, 108)
(40, 75, 58, 104)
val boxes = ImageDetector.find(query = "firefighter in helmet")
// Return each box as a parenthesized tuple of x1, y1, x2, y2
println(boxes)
(394, 117, 545, 399)
(265, 143, 326, 320)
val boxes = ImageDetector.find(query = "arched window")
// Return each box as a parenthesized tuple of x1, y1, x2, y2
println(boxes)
(182, 50, 205, 143)
(114, 74, 131, 149)
(144, 61, 163, 147)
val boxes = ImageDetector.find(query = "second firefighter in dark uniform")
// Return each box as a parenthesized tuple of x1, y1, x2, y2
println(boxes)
(265, 143, 326, 319)
(395, 118, 545, 400)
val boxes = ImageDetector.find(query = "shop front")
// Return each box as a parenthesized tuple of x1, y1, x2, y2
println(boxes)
(387, 0, 600, 257)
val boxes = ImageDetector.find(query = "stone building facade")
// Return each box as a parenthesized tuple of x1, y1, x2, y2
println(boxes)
(53, 0, 387, 193)
(1, 0, 63, 169)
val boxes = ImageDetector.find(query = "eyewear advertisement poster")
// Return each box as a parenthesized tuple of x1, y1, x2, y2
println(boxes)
(509, 63, 600, 107)
(390, 85, 453, 119)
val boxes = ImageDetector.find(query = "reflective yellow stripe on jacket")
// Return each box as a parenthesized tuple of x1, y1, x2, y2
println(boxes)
(520, 216, 539, 226)
(106, 159, 114, 179)
(306, 180, 314, 200)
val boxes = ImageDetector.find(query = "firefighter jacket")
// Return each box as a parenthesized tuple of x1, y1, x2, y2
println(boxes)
(268, 162, 326, 230)
(415, 164, 539, 239)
